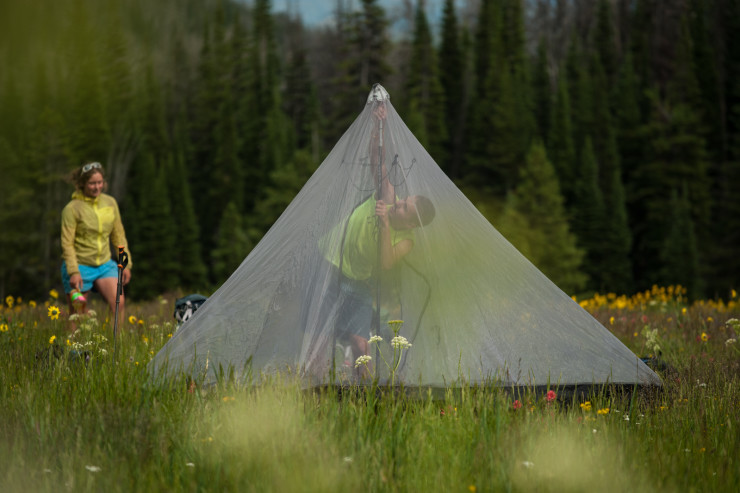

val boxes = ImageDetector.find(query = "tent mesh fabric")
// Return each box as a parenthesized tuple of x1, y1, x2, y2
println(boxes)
(150, 84, 661, 389)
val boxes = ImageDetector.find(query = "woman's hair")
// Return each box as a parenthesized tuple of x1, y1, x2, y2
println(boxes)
(70, 162, 106, 191)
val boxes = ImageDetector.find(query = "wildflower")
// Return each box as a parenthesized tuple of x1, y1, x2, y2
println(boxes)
(609, 316, 614, 325)
(167, 333, 173, 338)
(580, 401, 592, 411)
(5, 296, 13, 308)
(48, 306, 60, 320)
(0, 323, 8, 332)
(49, 289, 58, 299)
(128, 315, 137, 325)
(138, 319, 144, 326)
(186, 462, 195, 467)
(623, 414, 630, 421)
(355, 355, 372, 368)
(726, 338, 737, 346)
(732, 289, 737, 299)
(391, 335, 412, 349)
(29, 300, 36, 308)
(521, 461, 534, 469)
(85, 465, 101, 472)
(469, 486, 477, 493)
(597, 408, 610, 415)
(513, 400, 522, 410)
(700, 332, 709, 342)
(87, 309, 97, 318)
(387, 320, 404, 330)
(160, 298, 168, 305)
(66, 339, 71, 346)
(142, 336, 149, 344)
(546, 390, 556, 402)
(659, 405, 668, 411)
(707, 317, 714, 323)
(368, 335, 383, 344)
(222, 396, 235, 402)
(49, 335, 56, 345)
(343, 457, 353, 463)
(682, 307, 687, 315)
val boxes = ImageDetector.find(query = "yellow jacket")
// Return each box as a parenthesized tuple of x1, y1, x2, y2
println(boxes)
(61, 191, 132, 276)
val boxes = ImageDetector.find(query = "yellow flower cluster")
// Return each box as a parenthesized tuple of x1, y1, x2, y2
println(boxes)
(580, 401, 592, 411)
(576, 285, 739, 313)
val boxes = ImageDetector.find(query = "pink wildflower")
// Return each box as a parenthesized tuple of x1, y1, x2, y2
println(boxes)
(513, 399, 522, 410)
(546, 390, 557, 402)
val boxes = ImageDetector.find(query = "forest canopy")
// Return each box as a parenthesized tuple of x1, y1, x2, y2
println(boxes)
(0, 0, 738, 301)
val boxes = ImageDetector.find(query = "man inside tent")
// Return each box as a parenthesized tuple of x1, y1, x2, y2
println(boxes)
(321, 102, 436, 362)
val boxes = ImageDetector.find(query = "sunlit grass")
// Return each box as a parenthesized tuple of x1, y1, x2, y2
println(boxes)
(0, 288, 738, 491)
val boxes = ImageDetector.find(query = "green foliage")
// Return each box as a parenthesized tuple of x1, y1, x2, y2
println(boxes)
(661, 187, 701, 298)
(506, 142, 586, 293)
(212, 201, 252, 283)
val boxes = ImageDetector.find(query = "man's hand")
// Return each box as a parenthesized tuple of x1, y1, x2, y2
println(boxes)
(376, 200, 390, 227)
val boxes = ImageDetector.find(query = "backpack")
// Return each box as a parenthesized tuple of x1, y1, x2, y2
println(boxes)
(174, 294, 208, 324)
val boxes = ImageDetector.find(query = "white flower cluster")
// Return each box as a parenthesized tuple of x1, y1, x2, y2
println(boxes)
(369, 335, 383, 344)
(355, 355, 372, 368)
(726, 338, 737, 346)
(391, 336, 412, 349)
(726, 318, 739, 329)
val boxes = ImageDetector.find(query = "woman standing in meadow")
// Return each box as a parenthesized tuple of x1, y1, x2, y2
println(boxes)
(60, 161, 133, 321)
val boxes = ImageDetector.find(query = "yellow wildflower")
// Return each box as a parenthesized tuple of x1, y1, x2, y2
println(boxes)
(732, 289, 737, 299)
(137, 319, 144, 326)
(16, 297, 22, 305)
(682, 307, 687, 315)
(5, 296, 13, 308)
(49, 335, 56, 344)
(49, 289, 58, 299)
(580, 401, 592, 411)
(609, 316, 615, 325)
(701, 332, 709, 342)
(48, 305, 60, 320)
(468, 486, 477, 493)
(597, 408, 610, 415)
(707, 317, 714, 323)
(0, 323, 8, 332)
(29, 300, 37, 308)
(128, 315, 137, 325)
(167, 333, 173, 338)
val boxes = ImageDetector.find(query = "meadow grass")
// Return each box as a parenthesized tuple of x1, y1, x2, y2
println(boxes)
(0, 289, 738, 492)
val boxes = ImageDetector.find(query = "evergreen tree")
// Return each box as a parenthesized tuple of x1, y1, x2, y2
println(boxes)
(594, 0, 618, 88)
(660, 186, 702, 298)
(212, 201, 251, 283)
(532, 37, 552, 143)
(547, 70, 576, 205)
(404, 0, 448, 166)
(510, 141, 587, 293)
(165, 150, 208, 290)
(570, 137, 606, 292)
(438, 0, 465, 178)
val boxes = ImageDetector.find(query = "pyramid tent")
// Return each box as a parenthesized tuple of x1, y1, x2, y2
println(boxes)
(150, 84, 661, 391)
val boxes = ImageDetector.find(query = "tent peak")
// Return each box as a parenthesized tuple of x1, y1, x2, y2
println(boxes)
(367, 83, 390, 104)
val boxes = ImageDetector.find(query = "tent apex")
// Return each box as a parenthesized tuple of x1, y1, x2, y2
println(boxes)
(367, 83, 390, 104)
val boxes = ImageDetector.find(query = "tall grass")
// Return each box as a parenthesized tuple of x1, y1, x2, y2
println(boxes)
(1, 291, 738, 492)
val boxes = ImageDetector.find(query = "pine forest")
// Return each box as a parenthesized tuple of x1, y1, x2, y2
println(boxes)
(1, 0, 739, 301)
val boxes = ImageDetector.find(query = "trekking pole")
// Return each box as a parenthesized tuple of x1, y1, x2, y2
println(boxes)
(113, 245, 129, 361)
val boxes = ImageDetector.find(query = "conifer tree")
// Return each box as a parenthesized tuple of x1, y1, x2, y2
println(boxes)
(212, 201, 251, 283)
(594, 0, 618, 88)
(532, 38, 552, 144)
(660, 186, 702, 298)
(547, 70, 576, 205)
(570, 137, 606, 291)
(405, 1, 448, 166)
(165, 150, 208, 290)
(510, 142, 586, 293)
(438, 0, 465, 178)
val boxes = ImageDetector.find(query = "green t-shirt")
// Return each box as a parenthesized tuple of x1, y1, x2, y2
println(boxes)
(322, 197, 414, 280)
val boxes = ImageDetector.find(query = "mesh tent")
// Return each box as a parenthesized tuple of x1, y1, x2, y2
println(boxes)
(150, 84, 661, 391)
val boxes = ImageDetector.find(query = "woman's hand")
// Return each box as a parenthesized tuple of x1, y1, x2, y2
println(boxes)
(69, 273, 83, 291)
(122, 269, 132, 286)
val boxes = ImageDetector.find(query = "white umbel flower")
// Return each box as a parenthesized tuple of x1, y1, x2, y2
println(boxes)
(391, 336, 412, 349)
(355, 355, 372, 368)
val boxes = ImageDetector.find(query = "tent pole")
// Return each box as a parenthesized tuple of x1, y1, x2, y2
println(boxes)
(375, 116, 383, 382)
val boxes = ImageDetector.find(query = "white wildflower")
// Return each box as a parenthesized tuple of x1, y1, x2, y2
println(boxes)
(391, 336, 412, 349)
(354, 355, 372, 368)
(343, 456, 353, 463)
(368, 335, 383, 344)
(521, 461, 534, 469)
(69, 314, 80, 321)
(726, 338, 737, 346)
(186, 462, 195, 467)
(85, 465, 101, 472)
(623, 415, 630, 421)
(87, 310, 97, 318)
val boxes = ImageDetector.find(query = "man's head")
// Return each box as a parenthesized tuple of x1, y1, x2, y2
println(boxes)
(389, 195, 435, 230)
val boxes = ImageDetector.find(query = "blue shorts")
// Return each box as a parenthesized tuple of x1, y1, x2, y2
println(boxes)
(61, 260, 118, 294)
